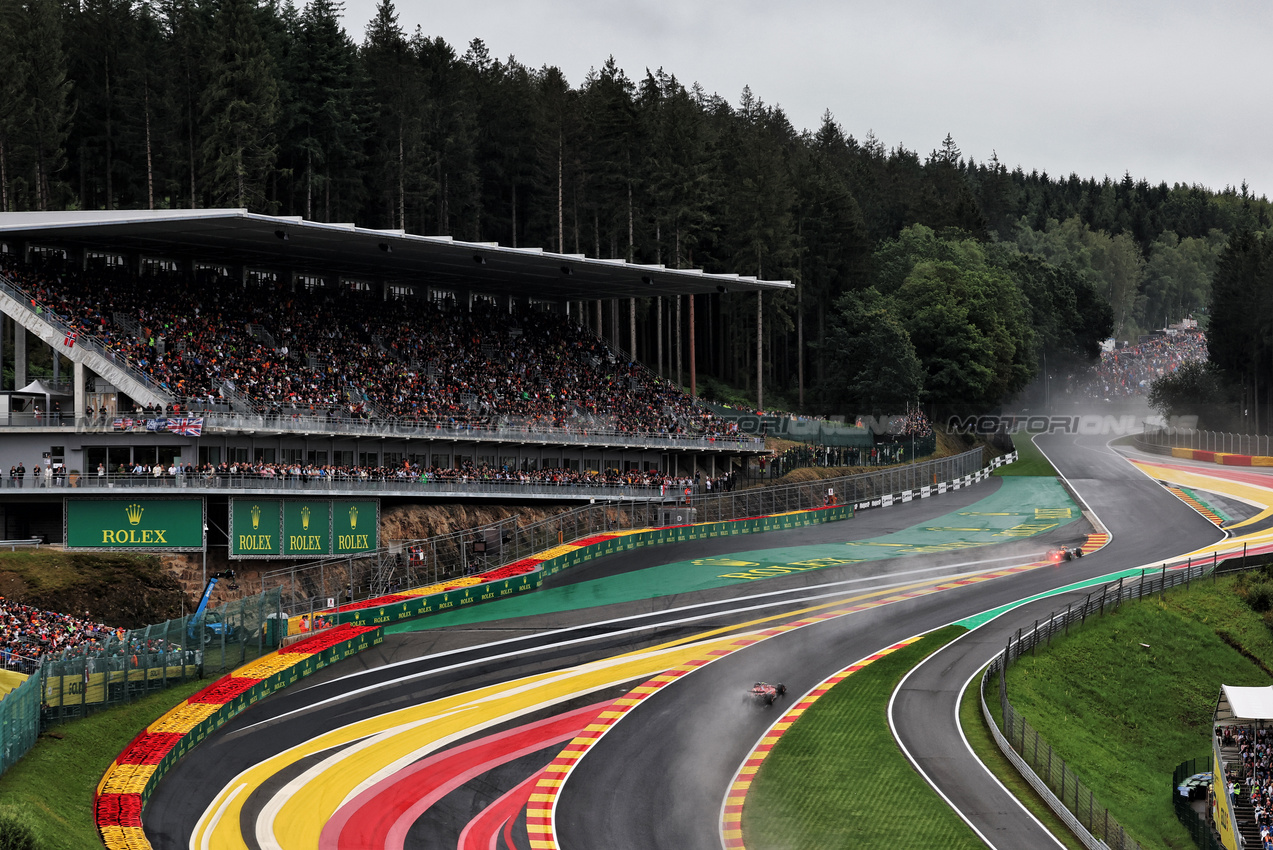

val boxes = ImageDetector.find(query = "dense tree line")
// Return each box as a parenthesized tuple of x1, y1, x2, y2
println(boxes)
(0, 0, 1268, 411)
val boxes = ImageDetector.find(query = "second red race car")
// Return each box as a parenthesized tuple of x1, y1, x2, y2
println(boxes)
(749, 682, 788, 707)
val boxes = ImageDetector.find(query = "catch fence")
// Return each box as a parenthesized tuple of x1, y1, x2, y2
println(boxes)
(982, 555, 1254, 850)
(38, 587, 282, 726)
(1141, 424, 1273, 457)
(263, 448, 988, 616)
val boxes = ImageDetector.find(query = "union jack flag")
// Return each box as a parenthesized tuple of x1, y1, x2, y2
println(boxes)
(167, 417, 204, 436)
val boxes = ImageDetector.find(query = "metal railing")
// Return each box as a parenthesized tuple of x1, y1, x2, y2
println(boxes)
(981, 554, 1260, 850)
(1172, 757, 1223, 850)
(1141, 424, 1273, 457)
(38, 587, 283, 726)
(0, 271, 174, 403)
(0, 271, 761, 451)
(1, 470, 674, 501)
(0, 409, 765, 452)
(263, 448, 988, 616)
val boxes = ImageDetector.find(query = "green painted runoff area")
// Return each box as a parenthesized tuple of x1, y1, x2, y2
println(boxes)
(388, 477, 1078, 634)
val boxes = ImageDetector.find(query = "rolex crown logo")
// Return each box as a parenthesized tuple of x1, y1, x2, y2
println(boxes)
(125, 503, 144, 526)
(301, 505, 311, 530)
(349, 506, 358, 529)
(251, 504, 261, 530)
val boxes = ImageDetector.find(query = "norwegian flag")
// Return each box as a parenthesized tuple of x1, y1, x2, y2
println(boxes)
(167, 417, 203, 437)
(62, 331, 77, 348)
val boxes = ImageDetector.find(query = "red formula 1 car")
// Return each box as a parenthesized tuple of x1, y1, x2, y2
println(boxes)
(749, 682, 788, 706)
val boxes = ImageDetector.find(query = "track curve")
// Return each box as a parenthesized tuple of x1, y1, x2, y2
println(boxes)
(140, 439, 1222, 849)
(889, 432, 1230, 848)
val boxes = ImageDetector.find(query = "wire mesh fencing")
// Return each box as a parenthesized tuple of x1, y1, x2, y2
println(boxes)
(39, 587, 283, 725)
(0, 668, 43, 774)
(263, 448, 989, 615)
(1172, 757, 1223, 850)
(981, 557, 1240, 850)
(1141, 424, 1273, 457)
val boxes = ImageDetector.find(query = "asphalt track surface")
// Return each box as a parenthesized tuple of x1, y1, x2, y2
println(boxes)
(143, 437, 1225, 850)
(887, 433, 1232, 848)
(149, 476, 1057, 849)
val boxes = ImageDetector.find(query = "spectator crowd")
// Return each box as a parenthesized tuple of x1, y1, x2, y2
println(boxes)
(0, 256, 734, 438)
(1, 597, 113, 673)
(1066, 330, 1208, 400)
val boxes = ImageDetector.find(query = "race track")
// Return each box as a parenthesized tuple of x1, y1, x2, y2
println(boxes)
(141, 434, 1241, 849)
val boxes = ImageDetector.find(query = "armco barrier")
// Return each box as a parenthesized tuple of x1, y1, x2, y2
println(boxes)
(300, 504, 856, 631)
(286, 451, 1015, 634)
(94, 623, 382, 850)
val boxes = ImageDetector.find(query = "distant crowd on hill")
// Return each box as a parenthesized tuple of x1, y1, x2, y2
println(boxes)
(0, 256, 733, 438)
(1065, 330, 1207, 400)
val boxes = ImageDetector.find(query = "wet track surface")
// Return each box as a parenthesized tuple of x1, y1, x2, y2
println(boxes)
(143, 436, 1231, 849)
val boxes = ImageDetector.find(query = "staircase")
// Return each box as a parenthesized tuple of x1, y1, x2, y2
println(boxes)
(1220, 744, 1261, 848)
(0, 273, 171, 408)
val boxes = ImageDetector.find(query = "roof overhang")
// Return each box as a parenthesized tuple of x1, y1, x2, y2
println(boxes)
(0, 209, 793, 301)
(1215, 685, 1273, 723)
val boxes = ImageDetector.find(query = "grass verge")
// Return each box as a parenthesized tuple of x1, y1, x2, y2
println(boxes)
(958, 666, 1086, 850)
(1002, 575, 1271, 849)
(743, 626, 983, 849)
(0, 678, 206, 850)
(994, 432, 1059, 477)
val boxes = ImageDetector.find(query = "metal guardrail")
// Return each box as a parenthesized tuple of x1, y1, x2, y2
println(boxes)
(980, 554, 1261, 850)
(0, 411, 764, 452)
(264, 448, 989, 616)
(1142, 424, 1273, 457)
(0, 271, 174, 403)
(0, 471, 671, 501)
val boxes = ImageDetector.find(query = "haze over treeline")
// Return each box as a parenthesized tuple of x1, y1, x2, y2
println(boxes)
(1, 0, 1270, 411)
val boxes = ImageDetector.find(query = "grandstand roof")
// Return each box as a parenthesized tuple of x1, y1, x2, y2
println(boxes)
(0, 209, 793, 300)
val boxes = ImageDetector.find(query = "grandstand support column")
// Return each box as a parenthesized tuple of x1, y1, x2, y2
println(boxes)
(756, 291, 763, 409)
(656, 296, 663, 376)
(675, 296, 682, 387)
(73, 360, 85, 419)
(14, 325, 25, 389)
(594, 300, 602, 338)
(0, 313, 5, 392)
(610, 299, 619, 348)
(629, 298, 636, 361)
(689, 294, 697, 398)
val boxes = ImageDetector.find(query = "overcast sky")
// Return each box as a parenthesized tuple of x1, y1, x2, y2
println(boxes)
(339, 0, 1271, 198)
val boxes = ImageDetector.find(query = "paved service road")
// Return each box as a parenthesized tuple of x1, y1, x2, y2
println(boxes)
(888, 432, 1226, 848)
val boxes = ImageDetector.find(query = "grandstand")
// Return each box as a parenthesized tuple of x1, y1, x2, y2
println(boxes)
(0, 210, 787, 547)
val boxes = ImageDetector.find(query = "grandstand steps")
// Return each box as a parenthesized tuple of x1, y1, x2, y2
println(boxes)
(0, 274, 171, 408)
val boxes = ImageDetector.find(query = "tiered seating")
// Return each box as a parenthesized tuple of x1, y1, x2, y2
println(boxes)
(1217, 725, 1271, 848)
(0, 256, 734, 437)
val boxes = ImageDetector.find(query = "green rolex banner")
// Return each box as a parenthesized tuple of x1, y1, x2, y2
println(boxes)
(229, 500, 282, 557)
(65, 499, 205, 551)
(333, 501, 379, 554)
(282, 500, 331, 556)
